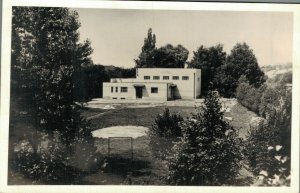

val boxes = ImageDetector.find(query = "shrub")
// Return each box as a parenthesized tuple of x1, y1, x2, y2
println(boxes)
(148, 108, 184, 159)
(166, 90, 242, 185)
(236, 76, 266, 114)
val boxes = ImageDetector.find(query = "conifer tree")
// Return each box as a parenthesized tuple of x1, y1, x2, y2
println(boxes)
(167, 89, 242, 185)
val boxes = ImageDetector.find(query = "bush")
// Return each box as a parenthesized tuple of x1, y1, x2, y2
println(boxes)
(148, 108, 183, 159)
(236, 76, 266, 114)
(11, 136, 79, 183)
(166, 90, 243, 185)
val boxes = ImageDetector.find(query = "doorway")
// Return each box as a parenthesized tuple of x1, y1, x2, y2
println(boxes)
(135, 87, 143, 99)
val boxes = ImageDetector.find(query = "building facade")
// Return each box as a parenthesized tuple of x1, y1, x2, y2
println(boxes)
(103, 68, 201, 100)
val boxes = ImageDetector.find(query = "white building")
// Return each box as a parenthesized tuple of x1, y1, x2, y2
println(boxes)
(103, 68, 201, 100)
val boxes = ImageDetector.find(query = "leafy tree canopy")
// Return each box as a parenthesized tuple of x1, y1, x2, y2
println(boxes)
(11, 7, 94, 152)
(214, 43, 266, 97)
(188, 44, 226, 95)
(135, 28, 189, 68)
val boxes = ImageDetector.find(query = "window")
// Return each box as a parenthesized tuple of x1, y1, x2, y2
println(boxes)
(151, 87, 158, 93)
(111, 87, 113, 93)
(153, 76, 160, 80)
(121, 87, 128, 92)
(163, 76, 169, 80)
(182, 76, 189, 80)
(172, 76, 179, 80)
(115, 87, 118, 92)
(144, 76, 150, 80)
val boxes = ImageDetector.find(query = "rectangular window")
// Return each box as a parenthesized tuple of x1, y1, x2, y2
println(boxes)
(182, 76, 189, 80)
(121, 87, 128, 93)
(153, 76, 160, 80)
(144, 76, 150, 80)
(151, 87, 158, 93)
(115, 87, 118, 92)
(172, 76, 179, 80)
(111, 87, 113, 93)
(163, 76, 169, 80)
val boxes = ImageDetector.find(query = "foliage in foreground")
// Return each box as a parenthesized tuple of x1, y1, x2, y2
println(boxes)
(167, 90, 242, 185)
(148, 108, 184, 159)
(10, 7, 97, 182)
(245, 85, 291, 186)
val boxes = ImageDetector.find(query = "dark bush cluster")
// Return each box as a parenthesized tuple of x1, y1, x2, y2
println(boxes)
(148, 108, 184, 159)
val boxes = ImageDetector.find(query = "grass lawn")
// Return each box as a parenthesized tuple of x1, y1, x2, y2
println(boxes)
(88, 106, 197, 130)
(79, 107, 109, 118)
(87, 103, 257, 139)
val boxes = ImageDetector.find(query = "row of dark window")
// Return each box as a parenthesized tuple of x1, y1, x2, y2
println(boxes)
(110, 87, 159, 93)
(144, 76, 189, 80)
(111, 87, 128, 93)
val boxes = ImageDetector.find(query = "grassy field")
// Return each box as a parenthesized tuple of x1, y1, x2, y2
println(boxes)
(87, 106, 197, 130)
(86, 103, 256, 139)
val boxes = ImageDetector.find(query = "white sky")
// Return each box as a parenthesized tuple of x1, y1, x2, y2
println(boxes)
(75, 8, 293, 68)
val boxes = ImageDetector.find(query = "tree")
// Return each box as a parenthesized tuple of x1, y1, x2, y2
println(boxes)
(148, 108, 183, 159)
(167, 89, 242, 185)
(135, 28, 156, 68)
(214, 43, 266, 97)
(188, 44, 226, 96)
(135, 28, 189, 68)
(147, 44, 189, 68)
(10, 7, 97, 180)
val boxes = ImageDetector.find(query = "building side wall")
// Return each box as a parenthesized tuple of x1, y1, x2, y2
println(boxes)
(103, 82, 136, 99)
(103, 82, 168, 100)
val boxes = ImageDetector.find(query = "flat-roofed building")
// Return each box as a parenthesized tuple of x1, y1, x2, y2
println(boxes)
(103, 68, 201, 100)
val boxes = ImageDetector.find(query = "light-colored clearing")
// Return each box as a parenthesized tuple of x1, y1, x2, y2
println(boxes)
(92, 125, 149, 139)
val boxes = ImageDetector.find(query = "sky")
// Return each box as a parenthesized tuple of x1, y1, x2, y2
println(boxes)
(74, 8, 293, 68)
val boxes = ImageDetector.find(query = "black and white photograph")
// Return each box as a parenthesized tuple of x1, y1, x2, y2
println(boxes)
(0, 1, 299, 192)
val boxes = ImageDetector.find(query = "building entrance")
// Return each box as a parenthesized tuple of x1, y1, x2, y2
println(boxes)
(135, 87, 143, 99)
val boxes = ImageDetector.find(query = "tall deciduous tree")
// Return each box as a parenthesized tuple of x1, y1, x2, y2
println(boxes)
(214, 43, 266, 97)
(188, 44, 226, 96)
(135, 28, 189, 68)
(167, 89, 242, 185)
(135, 28, 156, 68)
(148, 44, 189, 68)
(11, 7, 94, 155)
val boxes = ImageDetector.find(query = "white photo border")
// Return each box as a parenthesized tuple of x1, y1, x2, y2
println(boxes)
(1, 1, 299, 193)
